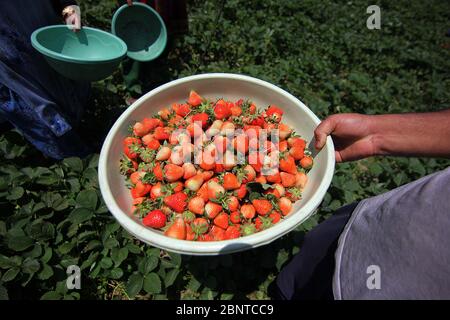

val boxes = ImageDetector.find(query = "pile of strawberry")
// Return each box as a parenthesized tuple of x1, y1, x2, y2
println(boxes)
(120, 90, 313, 241)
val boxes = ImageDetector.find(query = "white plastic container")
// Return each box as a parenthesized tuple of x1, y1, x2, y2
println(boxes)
(98, 73, 335, 255)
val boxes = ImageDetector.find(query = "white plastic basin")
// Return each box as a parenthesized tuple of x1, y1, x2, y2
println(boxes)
(98, 73, 335, 255)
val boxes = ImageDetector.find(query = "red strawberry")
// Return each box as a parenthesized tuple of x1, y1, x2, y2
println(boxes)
(154, 127, 170, 140)
(192, 112, 209, 128)
(280, 172, 296, 187)
(146, 139, 160, 150)
(255, 174, 267, 184)
(207, 180, 225, 200)
(225, 225, 240, 239)
(186, 224, 195, 241)
(130, 171, 145, 185)
(164, 192, 188, 213)
(172, 103, 191, 117)
(255, 216, 272, 230)
(230, 211, 241, 224)
(279, 155, 297, 174)
(214, 213, 229, 229)
(227, 196, 239, 212)
(182, 163, 197, 180)
(164, 216, 186, 240)
(289, 145, 305, 160)
(133, 121, 150, 137)
(156, 146, 171, 161)
(188, 196, 205, 215)
(214, 99, 231, 120)
(152, 162, 164, 181)
(295, 172, 308, 188)
(142, 210, 166, 229)
(134, 181, 151, 197)
(240, 204, 256, 219)
(197, 182, 210, 202)
(185, 174, 204, 192)
(252, 199, 273, 216)
(192, 218, 209, 236)
(233, 134, 249, 154)
(204, 201, 223, 219)
(279, 197, 292, 216)
(223, 173, 241, 190)
(234, 184, 247, 199)
(269, 212, 282, 224)
(210, 225, 226, 241)
(123, 137, 141, 159)
(164, 164, 184, 182)
(188, 90, 203, 107)
(279, 140, 288, 152)
(287, 137, 306, 148)
(142, 118, 163, 131)
(266, 105, 284, 121)
(243, 165, 256, 183)
(266, 172, 281, 184)
(300, 156, 313, 169)
(150, 182, 163, 199)
(230, 105, 242, 117)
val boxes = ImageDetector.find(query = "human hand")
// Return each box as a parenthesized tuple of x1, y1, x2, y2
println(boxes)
(63, 5, 81, 32)
(314, 113, 379, 162)
(127, 0, 134, 6)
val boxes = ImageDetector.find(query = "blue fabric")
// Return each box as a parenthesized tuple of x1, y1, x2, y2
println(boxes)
(0, 0, 90, 159)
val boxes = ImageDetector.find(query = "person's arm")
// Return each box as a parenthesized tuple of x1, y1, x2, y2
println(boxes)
(59, 1, 81, 31)
(314, 109, 450, 162)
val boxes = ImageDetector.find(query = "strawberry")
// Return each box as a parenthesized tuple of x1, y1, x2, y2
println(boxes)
(230, 211, 241, 224)
(207, 180, 225, 200)
(188, 90, 203, 107)
(289, 145, 305, 160)
(142, 210, 166, 229)
(223, 173, 241, 190)
(158, 108, 171, 120)
(278, 123, 292, 140)
(163, 164, 184, 182)
(171, 181, 184, 193)
(123, 137, 141, 159)
(255, 174, 267, 184)
(172, 103, 191, 117)
(266, 105, 284, 121)
(273, 183, 286, 197)
(269, 212, 282, 224)
(192, 112, 209, 128)
(210, 225, 226, 241)
(266, 172, 281, 184)
(153, 162, 164, 181)
(134, 181, 151, 197)
(200, 170, 214, 182)
(234, 184, 247, 199)
(225, 225, 240, 239)
(214, 99, 231, 120)
(280, 172, 296, 187)
(204, 201, 223, 219)
(215, 163, 225, 173)
(130, 171, 145, 185)
(156, 146, 171, 161)
(198, 233, 213, 242)
(192, 218, 209, 236)
(220, 121, 236, 135)
(250, 115, 265, 127)
(265, 188, 281, 198)
(242, 165, 256, 183)
(287, 137, 306, 148)
(300, 156, 313, 169)
(213, 135, 229, 154)
(279, 155, 297, 174)
(188, 196, 205, 215)
(185, 174, 204, 192)
(295, 172, 308, 188)
(142, 118, 163, 131)
(230, 105, 242, 117)
(150, 182, 163, 199)
(197, 182, 210, 202)
(227, 196, 239, 212)
(146, 139, 160, 150)
(214, 213, 229, 229)
(164, 192, 188, 213)
(186, 224, 195, 241)
(133, 121, 150, 137)
(252, 199, 273, 216)
(164, 216, 186, 240)
(240, 204, 256, 219)
(182, 163, 197, 179)
(154, 127, 170, 140)
(279, 197, 292, 215)
(279, 140, 288, 152)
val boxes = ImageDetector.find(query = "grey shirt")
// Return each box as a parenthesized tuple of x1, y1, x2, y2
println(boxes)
(333, 166, 450, 299)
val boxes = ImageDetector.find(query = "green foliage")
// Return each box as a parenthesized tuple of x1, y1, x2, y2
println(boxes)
(0, 0, 449, 300)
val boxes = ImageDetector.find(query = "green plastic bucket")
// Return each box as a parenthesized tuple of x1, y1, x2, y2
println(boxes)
(112, 3, 168, 62)
(31, 25, 127, 82)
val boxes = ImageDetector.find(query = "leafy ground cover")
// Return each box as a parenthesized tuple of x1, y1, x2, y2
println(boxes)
(0, 0, 449, 300)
